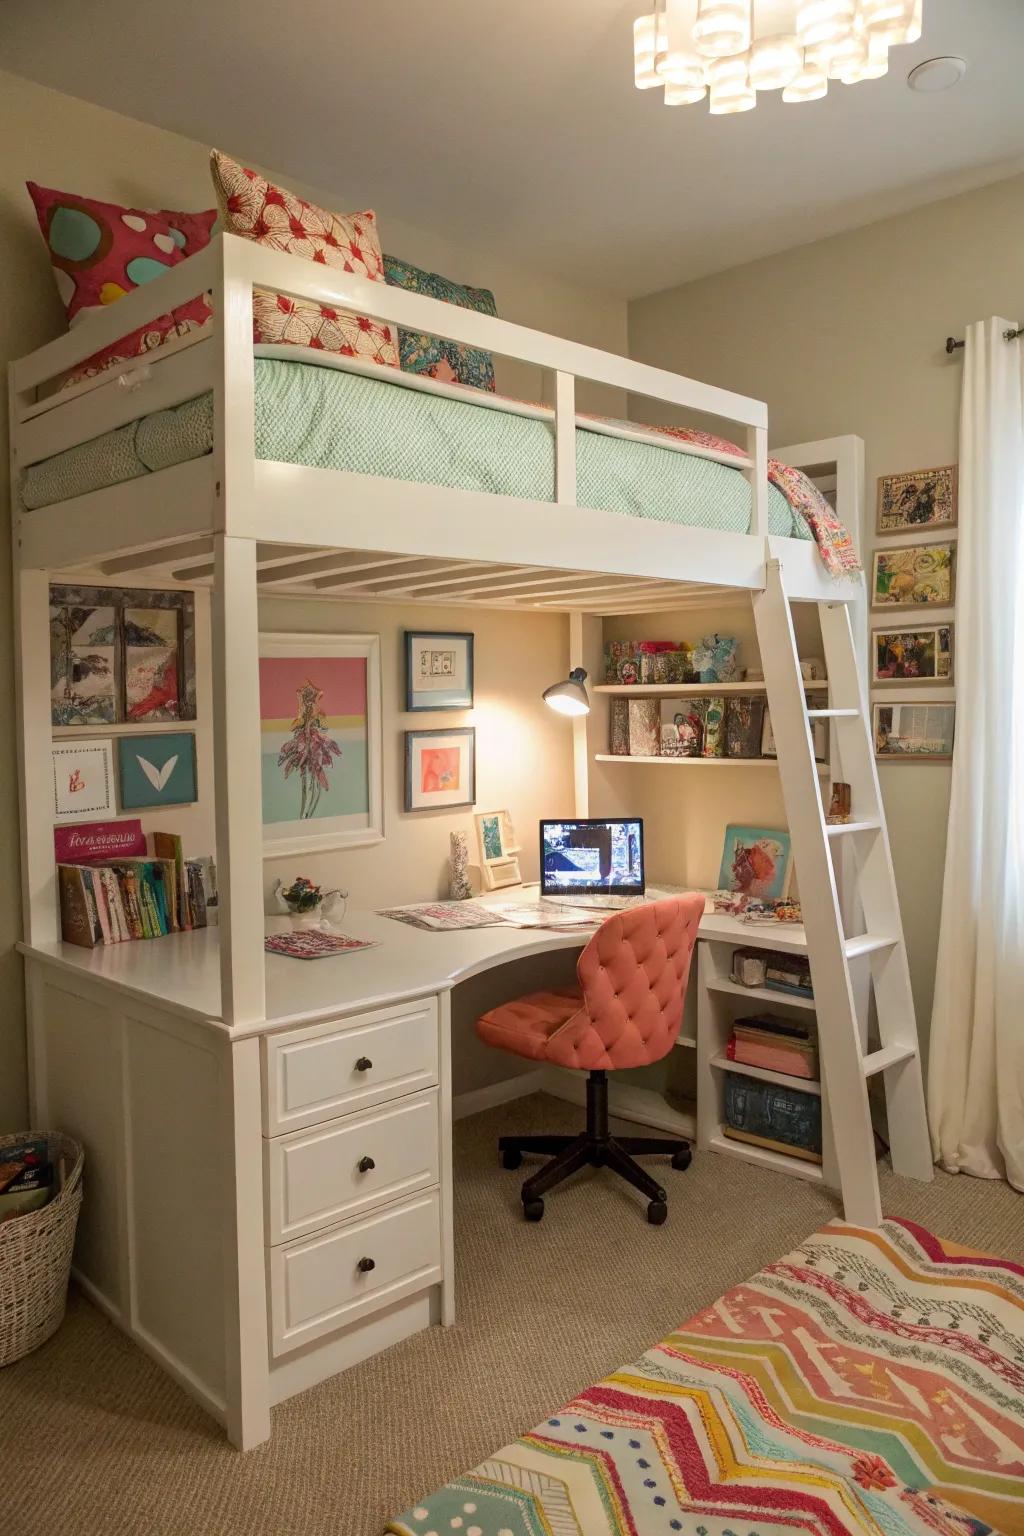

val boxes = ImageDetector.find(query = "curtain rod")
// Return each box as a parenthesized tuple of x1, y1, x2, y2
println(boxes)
(946, 326, 1024, 355)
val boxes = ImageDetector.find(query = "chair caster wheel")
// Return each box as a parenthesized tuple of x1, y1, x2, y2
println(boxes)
(671, 1146, 692, 1172)
(502, 1148, 523, 1170)
(647, 1200, 668, 1225)
(523, 1197, 545, 1222)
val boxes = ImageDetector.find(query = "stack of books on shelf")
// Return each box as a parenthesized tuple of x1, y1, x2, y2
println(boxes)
(727, 1013, 819, 1081)
(723, 1071, 823, 1165)
(57, 830, 216, 949)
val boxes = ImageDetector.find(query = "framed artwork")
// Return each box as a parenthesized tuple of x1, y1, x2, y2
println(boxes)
(52, 739, 115, 821)
(50, 585, 196, 726)
(718, 824, 793, 900)
(874, 702, 955, 762)
(405, 728, 476, 812)
(259, 633, 383, 856)
(877, 465, 958, 534)
(871, 543, 956, 609)
(475, 810, 522, 889)
(872, 624, 954, 685)
(760, 703, 828, 763)
(405, 630, 474, 711)
(118, 732, 197, 808)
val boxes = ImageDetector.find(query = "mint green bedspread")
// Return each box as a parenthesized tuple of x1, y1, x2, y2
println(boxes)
(21, 358, 808, 539)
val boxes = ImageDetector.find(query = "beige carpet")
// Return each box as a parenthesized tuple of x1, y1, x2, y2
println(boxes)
(2, 1092, 1021, 1536)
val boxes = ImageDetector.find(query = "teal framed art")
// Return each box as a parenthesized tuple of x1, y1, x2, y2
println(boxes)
(117, 732, 197, 809)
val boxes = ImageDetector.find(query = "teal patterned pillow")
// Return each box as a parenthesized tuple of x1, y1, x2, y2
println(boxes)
(384, 255, 497, 391)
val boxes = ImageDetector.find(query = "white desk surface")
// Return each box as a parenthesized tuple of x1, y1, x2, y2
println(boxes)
(20, 895, 807, 1038)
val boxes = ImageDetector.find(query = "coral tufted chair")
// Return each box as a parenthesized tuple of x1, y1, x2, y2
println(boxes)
(475, 893, 704, 1224)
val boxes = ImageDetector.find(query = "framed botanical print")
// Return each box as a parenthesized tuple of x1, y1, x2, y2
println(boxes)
(872, 624, 954, 685)
(405, 630, 474, 711)
(258, 633, 383, 856)
(50, 585, 196, 726)
(871, 543, 956, 609)
(877, 465, 957, 534)
(475, 810, 522, 889)
(874, 702, 955, 762)
(52, 739, 115, 820)
(405, 728, 476, 812)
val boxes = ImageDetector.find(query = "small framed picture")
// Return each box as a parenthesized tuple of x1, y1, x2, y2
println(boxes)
(405, 631, 474, 711)
(405, 728, 476, 812)
(872, 624, 954, 685)
(118, 732, 197, 809)
(877, 465, 957, 534)
(871, 542, 956, 610)
(761, 703, 828, 763)
(52, 739, 115, 820)
(718, 824, 793, 900)
(475, 810, 522, 889)
(874, 702, 955, 762)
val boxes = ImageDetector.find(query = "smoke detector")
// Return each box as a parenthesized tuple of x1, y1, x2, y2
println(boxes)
(908, 56, 968, 92)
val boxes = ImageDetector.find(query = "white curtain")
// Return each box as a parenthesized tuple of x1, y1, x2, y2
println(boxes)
(928, 318, 1024, 1191)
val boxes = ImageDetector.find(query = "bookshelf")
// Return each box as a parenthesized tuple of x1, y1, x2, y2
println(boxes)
(593, 681, 830, 696)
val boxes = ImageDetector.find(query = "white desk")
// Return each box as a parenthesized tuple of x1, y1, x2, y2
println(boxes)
(19, 901, 807, 1450)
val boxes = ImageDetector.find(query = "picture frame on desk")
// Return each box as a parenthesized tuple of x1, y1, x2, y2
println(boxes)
(258, 633, 383, 856)
(405, 727, 476, 812)
(405, 630, 474, 711)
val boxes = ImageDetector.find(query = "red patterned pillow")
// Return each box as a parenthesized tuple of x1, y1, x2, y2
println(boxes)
(26, 181, 216, 387)
(209, 151, 397, 367)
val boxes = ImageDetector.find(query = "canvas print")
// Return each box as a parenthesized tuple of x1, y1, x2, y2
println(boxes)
(259, 634, 383, 854)
(50, 585, 195, 726)
(877, 465, 957, 533)
(405, 630, 474, 710)
(50, 602, 117, 725)
(718, 825, 793, 900)
(871, 543, 955, 609)
(118, 732, 197, 809)
(124, 607, 181, 721)
(724, 695, 766, 759)
(405, 728, 476, 811)
(52, 740, 115, 820)
(873, 625, 954, 684)
(874, 702, 955, 761)
(479, 813, 503, 862)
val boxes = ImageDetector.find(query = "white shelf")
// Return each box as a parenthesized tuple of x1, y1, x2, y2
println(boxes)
(675, 1034, 698, 1050)
(707, 1132, 824, 1183)
(710, 1053, 821, 1096)
(595, 754, 829, 775)
(594, 681, 830, 696)
(705, 977, 816, 1012)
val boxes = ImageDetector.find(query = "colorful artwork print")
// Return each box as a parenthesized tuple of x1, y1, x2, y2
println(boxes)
(877, 464, 957, 533)
(259, 635, 383, 854)
(718, 824, 792, 900)
(725, 695, 766, 759)
(117, 733, 197, 809)
(124, 607, 180, 720)
(405, 729, 476, 812)
(873, 625, 953, 684)
(405, 631, 474, 710)
(50, 602, 117, 724)
(479, 814, 503, 861)
(50, 586, 195, 726)
(52, 740, 115, 820)
(660, 697, 724, 758)
(874, 703, 955, 761)
(872, 543, 955, 608)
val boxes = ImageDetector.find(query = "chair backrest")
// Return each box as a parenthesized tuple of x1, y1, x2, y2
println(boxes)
(568, 894, 705, 1071)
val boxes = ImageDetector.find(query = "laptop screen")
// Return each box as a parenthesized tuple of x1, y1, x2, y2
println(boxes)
(540, 819, 645, 897)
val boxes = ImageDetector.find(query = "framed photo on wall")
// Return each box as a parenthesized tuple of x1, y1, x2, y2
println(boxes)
(874, 701, 955, 762)
(50, 584, 196, 727)
(872, 624, 954, 685)
(258, 633, 383, 856)
(405, 728, 476, 812)
(405, 630, 474, 711)
(877, 465, 958, 534)
(52, 739, 115, 821)
(871, 543, 956, 610)
(117, 732, 198, 809)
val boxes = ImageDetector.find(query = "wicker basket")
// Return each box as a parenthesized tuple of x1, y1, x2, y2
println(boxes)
(0, 1131, 83, 1366)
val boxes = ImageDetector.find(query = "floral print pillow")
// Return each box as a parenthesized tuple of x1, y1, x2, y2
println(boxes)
(384, 255, 497, 390)
(210, 151, 398, 367)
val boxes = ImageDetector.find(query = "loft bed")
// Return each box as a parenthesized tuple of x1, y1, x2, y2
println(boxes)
(9, 235, 932, 1449)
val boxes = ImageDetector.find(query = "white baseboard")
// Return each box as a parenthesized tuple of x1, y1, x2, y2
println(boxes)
(452, 1070, 546, 1121)
(541, 1069, 695, 1138)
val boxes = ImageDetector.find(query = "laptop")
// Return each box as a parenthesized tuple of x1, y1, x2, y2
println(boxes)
(539, 819, 647, 910)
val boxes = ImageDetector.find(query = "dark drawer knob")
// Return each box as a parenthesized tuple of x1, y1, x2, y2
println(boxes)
(355, 1057, 373, 1072)
(357, 1256, 376, 1274)
(357, 1156, 376, 1173)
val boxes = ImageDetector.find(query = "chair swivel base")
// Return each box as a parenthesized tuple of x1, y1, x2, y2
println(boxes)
(497, 1070, 691, 1225)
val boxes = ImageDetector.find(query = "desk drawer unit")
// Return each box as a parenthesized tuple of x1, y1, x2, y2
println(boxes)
(262, 997, 439, 1135)
(265, 1092, 440, 1244)
(268, 1189, 442, 1357)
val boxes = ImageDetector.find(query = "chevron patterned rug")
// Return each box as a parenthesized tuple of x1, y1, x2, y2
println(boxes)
(387, 1218, 1024, 1536)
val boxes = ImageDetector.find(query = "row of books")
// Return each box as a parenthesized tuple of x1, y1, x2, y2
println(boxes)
(726, 1012, 818, 1081)
(57, 832, 216, 948)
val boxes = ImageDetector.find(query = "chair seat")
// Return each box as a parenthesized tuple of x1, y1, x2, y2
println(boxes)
(475, 987, 584, 1063)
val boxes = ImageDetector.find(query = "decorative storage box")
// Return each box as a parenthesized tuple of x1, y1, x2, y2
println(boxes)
(609, 697, 630, 755)
(627, 698, 661, 757)
(725, 695, 766, 759)
(659, 697, 724, 758)
(723, 1073, 822, 1163)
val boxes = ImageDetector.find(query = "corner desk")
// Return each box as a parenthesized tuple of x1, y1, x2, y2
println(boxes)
(19, 898, 814, 1449)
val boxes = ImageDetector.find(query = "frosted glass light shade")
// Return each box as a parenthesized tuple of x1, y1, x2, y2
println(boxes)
(822, 27, 868, 77)
(634, 13, 666, 88)
(749, 34, 802, 90)
(840, 32, 889, 81)
(796, 0, 856, 48)
(656, 47, 706, 89)
(665, 79, 709, 104)
(707, 53, 755, 112)
(709, 82, 756, 112)
(782, 59, 829, 101)
(693, 0, 751, 60)
(865, 0, 922, 46)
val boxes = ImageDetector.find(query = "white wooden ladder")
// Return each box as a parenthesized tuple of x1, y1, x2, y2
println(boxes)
(753, 560, 933, 1226)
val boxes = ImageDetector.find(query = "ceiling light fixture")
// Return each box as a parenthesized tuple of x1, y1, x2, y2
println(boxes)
(633, 0, 926, 111)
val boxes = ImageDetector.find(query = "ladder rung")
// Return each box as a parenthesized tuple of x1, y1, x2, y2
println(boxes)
(844, 933, 899, 959)
(826, 819, 880, 838)
(862, 1043, 917, 1077)
(808, 708, 859, 719)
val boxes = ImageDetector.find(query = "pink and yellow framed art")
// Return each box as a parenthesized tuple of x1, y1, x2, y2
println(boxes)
(405, 728, 476, 813)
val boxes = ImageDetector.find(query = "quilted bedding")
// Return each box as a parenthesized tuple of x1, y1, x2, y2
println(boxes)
(19, 352, 855, 563)
(387, 1219, 1024, 1536)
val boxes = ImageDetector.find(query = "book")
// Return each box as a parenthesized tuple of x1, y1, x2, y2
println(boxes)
(57, 864, 100, 948)
(265, 931, 380, 961)
(88, 867, 113, 945)
(153, 833, 188, 930)
(723, 1072, 822, 1159)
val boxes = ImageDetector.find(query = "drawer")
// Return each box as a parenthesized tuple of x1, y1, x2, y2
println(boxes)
(265, 1092, 440, 1244)
(262, 997, 439, 1135)
(268, 1189, 442, 1357)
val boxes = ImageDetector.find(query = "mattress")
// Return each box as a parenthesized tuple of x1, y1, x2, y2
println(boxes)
(20, 354, 810, 541)
(387, 1218, 1024, 1536)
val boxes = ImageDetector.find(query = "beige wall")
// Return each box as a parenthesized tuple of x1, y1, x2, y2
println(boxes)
(0, 70, 628, 1130)
(629, 171, 1024, 1047)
